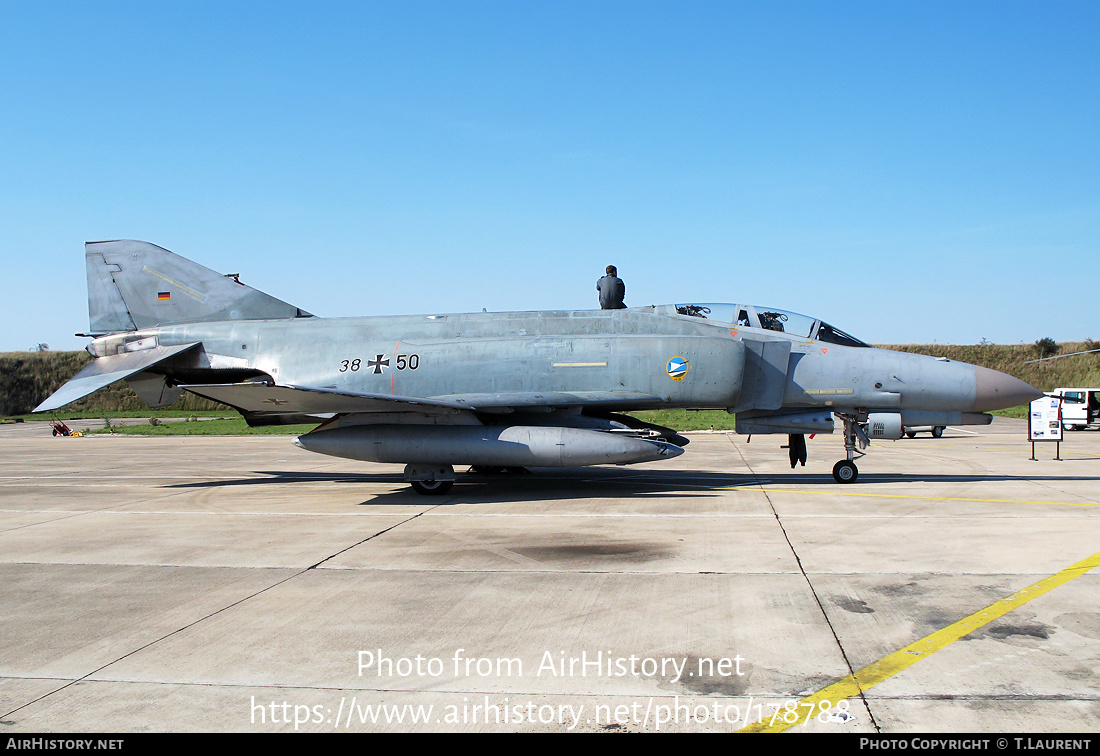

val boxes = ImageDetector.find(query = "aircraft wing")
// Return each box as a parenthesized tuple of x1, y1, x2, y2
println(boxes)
(182, 384, 469, 416)
(182, 383, 664, 419)
(430, 391, 664, 413)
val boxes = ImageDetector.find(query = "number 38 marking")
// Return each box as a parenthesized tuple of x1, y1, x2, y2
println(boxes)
(339, 354, 420, 372)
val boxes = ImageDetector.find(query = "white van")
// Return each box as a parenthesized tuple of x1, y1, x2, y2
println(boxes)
(1054, 388, 1100, 430)
(902, 425, 945, 438)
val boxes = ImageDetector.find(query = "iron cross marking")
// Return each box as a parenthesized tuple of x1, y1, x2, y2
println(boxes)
(368, 354, 390, 374)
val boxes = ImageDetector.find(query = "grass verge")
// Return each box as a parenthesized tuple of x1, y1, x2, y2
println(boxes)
(87, 418, 318, 435)
(57, 406, 1031, 436)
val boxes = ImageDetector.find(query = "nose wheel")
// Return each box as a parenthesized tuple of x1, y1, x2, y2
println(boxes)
(833, 413, 868, 484)
(832, 460, 858, 483)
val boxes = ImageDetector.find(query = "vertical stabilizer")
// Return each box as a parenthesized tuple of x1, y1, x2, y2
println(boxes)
(86, 240, 312, 334)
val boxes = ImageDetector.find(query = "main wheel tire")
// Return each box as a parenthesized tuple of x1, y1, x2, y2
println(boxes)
(410, 479, 454, 495)
(905, 431, 916, 439)
(832, 460, 858, 484)
(931, 426, 944, 438)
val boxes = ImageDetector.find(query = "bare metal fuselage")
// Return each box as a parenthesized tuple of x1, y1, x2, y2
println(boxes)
(152, 306, 995, 421)
(37, 240, 1042, 490)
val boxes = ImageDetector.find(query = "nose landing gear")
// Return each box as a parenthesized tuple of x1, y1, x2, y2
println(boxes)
(832, 459, 858, 483)
(832, 413, 868, 484)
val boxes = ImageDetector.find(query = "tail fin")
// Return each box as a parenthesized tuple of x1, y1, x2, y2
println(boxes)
(85, 240, 312, 334)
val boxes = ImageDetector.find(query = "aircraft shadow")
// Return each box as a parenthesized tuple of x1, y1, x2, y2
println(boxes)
(165, 468, 745, 504)
(163, 468, 1100, 505)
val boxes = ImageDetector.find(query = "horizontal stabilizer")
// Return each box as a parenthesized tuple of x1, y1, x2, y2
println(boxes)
(34, 343, 202, 413)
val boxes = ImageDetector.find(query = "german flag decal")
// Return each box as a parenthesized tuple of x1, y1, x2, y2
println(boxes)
(157, 292, 171, 301)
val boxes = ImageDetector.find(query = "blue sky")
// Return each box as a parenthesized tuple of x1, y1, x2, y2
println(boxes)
(2, 1, 1096, 351)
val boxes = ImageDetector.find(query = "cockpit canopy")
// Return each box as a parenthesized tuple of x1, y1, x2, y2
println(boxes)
(673, 303, 870, 348)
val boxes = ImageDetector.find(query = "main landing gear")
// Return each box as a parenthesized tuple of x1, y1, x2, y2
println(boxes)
(832, 413, 869, 484)
(410, 478, 454, 495)
(405, 464, 456, 495)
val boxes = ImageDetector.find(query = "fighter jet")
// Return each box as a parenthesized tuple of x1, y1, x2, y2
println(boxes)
(35, 241, 1042, 493)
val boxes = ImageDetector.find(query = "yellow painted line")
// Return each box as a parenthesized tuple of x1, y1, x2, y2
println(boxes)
(747, 488, 1100, 508)
(739, 549, 1100, 732)
(142, 266, 207, 301)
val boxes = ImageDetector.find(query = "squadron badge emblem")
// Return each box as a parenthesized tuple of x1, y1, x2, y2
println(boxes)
(666, 356, 688, 381)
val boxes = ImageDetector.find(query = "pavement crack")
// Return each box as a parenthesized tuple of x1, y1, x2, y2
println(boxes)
(726, 435, 882, 732)
(1, 569, 304, 721)
(2, 498, 463, 722)
(308, 501, 454, 570)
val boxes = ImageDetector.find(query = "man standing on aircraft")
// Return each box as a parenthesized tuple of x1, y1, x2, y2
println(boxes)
(597, 265, 626, 309)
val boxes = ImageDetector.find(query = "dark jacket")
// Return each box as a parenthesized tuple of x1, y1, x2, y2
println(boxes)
(597, 275, 626, 309)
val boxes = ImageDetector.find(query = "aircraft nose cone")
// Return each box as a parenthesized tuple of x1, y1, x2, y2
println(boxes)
(972, 366, 1043, 412)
